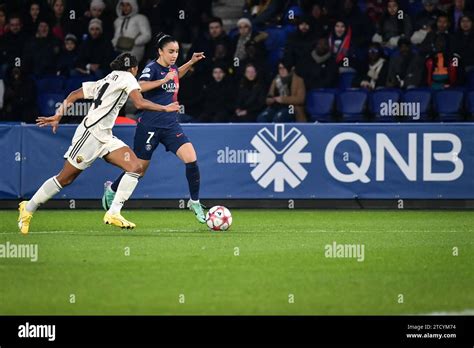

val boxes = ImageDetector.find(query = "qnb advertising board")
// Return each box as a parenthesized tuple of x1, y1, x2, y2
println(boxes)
(1, 124, 473, 199)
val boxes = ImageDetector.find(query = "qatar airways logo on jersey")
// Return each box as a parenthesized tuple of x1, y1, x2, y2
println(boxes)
(161, 81, 179, 93)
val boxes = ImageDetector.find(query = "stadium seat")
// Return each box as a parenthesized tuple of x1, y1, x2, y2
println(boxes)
(406, 0, 424, 17)
(268, 48, 284, 72)
(35, 76, 65, 94)
(465, 70, 474, 90)
(337, 89, 368, 122)
(264, 26, 290, 51)
(228, 27, 239, 39)
(370, 89, 402, 122)
(37, 93, 66, 115)
(264, 26, 293, 73)
(306, 89, 336, 122)
(338, 72, 356, 90)
(64, 75, 95, 94)
(401, 89, 432, 121)
(434, 89, 465, 122)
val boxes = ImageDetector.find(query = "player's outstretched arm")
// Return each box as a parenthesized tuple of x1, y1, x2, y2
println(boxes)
(128, 89, 180, 113)
(178, 52, 205, 78)
(138, 69, 177, 93)
(36, 88, 85, 134)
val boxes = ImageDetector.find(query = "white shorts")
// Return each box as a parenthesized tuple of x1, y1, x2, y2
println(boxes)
(64, 125, 127, 170)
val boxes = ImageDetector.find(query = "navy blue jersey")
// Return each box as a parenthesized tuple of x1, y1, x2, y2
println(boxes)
(137, 60, 180, 129)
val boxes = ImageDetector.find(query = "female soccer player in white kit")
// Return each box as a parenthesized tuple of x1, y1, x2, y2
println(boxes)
(17, 53, 179, 234)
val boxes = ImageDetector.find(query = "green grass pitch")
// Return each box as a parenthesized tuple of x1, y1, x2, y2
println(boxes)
(0, 209, 472, 315)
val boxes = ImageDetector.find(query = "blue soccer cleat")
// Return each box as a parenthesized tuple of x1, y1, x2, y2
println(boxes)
(102, 181, 116, 211)
(187, 199, 206, 224)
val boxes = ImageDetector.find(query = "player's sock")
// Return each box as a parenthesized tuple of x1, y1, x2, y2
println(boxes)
(108, 172, 140, 214)
(110, 172, 125, 192)
(185, 161, 200, 201)
(26, 176, 62, 213)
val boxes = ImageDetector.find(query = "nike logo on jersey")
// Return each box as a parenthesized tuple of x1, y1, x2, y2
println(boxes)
(176, 133, 183, 138)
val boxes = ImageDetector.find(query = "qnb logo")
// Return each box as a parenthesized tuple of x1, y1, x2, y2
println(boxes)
(325, 132, 464, 183)
(251, 125, 312, 192)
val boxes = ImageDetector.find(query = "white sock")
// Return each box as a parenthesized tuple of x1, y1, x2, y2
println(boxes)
(190, 199, 200, 204)
(108, 172, 139, 215)
(26, 177, 62, 213)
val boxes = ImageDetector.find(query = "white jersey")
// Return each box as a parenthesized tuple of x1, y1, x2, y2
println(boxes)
(81, 70, 140, 142)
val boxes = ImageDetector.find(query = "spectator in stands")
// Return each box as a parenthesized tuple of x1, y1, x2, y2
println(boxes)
(237, 38, 270, 84)
(57, 33, 78, 76)
(112, 0, 151, 64)
(438, 0, 455, 13)
(199, 64, 235, 122)
(418, 14, 454, 56)
(452, 14, 474, 71)
(189, 17, 232, 62)
(3, 67, 37, 123)
(212, 42, 234, 77)
(354, 43, 389, 89)
(232, 17, 267, 64)
(386, 38, 424, 89)
(373, 0, 413, 48)
(0, 14, 28, 78)
(74, 19, 114, 78)
(366, 0, 387, 24)
(188, 17, 232, 78)
(329, 20, 358, 73)
(283, 15, 316, 70)
(50, 0, 71, 41)
(75, 0, 114, 41)
(0, 6, 8, 37)
(243, 0, 287, 27)
(340, 0, 375, 49)
(309, 2, 330, 38)
(22, 20, 61, 76)
(257, 61, 305, 123)
(172, 0, 214, 44)
(23, 1, 45, 36)
(178, 65, 204, 122)
(426, 33, 460, 89)
(295, 37, 338, 90)
(448, 0, 473, 32)
(414, 0, 444, 31)
(233, 63, 266, 122)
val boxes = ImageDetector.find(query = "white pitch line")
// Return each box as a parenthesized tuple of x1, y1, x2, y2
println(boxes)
(0, 229, 201, 234)
(308, 230, 471, 233)
(0, 229, 470, 235)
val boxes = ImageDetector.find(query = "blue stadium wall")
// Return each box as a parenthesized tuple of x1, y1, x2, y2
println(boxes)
(0, 123, 473, 200)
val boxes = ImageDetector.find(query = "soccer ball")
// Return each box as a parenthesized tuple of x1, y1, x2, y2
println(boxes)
(206, 206, 232, 231)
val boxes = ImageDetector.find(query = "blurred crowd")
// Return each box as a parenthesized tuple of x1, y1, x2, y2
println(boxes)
(0, 0, 473, 123)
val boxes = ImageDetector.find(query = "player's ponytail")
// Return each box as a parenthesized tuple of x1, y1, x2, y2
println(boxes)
(110, 52, 138, 71)
(154, 32, 177, 52)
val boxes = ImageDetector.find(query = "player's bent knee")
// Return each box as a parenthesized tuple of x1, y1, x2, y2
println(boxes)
(56, 175, 76, 187)
(126, 161, 144, 176)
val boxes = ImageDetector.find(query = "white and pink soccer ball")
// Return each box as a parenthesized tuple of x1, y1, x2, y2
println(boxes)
(206, 206, 232, 231)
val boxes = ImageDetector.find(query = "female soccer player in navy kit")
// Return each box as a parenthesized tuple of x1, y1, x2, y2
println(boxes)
(103, 33, 207, 223)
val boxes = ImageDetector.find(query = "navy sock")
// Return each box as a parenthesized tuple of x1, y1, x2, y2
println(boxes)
(111, 172, 125, 192)
(186, 161, 200, 201)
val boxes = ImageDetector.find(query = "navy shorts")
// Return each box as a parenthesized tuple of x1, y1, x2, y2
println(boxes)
(133, 122, 190, 160)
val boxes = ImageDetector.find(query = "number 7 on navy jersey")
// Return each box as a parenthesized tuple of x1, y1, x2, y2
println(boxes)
(146, 132, 155, 144)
